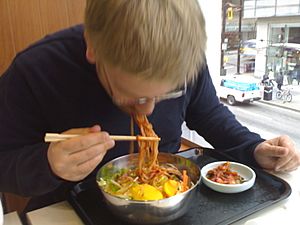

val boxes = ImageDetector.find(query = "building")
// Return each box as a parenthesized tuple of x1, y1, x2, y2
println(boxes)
(244, 0, 300, 80)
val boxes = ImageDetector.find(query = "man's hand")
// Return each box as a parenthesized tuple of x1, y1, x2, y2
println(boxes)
(47, 125, 115, 181)
(254, 135, 300, 172)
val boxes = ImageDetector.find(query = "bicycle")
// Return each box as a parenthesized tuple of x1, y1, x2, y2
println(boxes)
(275, 88, 292, 102)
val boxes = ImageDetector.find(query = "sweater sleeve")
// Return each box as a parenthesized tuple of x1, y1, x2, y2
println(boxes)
(185, 65, 264, 166)
(0, 57, 63, 196)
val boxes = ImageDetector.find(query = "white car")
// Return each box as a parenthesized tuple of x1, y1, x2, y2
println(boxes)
(218, 75, 262, 105)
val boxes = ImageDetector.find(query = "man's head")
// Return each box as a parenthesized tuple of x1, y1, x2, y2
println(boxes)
(84, 0, 207, 114)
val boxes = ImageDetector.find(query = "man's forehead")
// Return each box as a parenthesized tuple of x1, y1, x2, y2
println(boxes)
(105, 65, 176, 98)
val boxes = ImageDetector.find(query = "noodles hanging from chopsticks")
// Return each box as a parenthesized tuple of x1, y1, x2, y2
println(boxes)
(134, 115, 159, 176)
(132, 115, 190, 191)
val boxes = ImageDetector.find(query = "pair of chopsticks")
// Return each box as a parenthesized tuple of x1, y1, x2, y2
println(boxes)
(44, 133, 160, 142)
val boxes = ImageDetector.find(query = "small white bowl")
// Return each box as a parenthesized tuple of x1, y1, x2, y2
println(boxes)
(201, 161, 256, 193)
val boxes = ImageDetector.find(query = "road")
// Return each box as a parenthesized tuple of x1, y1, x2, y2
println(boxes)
(225, 101, 300, 150)
(182, 101, 300, 150)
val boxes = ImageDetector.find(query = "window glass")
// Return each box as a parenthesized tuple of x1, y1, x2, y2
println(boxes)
(276, 6, 300, 16)
(256, 0, 276, 17)
(244, 0, 256, 18)
(277, 0, 300, 6)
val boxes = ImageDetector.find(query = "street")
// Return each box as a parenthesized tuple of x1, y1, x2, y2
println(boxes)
(226, 101, 300, 150)
(182, 101, 300, 150)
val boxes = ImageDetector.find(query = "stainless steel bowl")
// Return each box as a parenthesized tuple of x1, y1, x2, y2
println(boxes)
(96, 152, 201, 224)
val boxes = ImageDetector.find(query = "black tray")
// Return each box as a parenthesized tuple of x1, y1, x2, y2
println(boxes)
(68, 148, 291, 225)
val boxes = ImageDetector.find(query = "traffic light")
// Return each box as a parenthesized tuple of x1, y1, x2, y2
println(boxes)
(227, 7, 233, 20)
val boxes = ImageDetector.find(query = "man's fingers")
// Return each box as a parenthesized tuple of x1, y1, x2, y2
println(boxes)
(260, 145, 288, 157)
(63, 124, 102, 135)
(254, 136, 300, 171)
(48, 136, 114, 181)
(61, 132, 113, 153)
(64, 128, 93, 135)
(275, 152, 300, 172)
(70, 140, 115, 164)
(76, 152, 107, 177)
(89, 125, 101, 133)
(275, 156, 293, 171)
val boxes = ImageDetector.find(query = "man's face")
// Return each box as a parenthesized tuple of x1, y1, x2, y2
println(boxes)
(84, 39, 186, 115)
(98, 64, 175, 115)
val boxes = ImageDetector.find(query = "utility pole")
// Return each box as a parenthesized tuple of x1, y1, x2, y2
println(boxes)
(220, 0, 227, 76)
(236, 0, 243, 74)
(221, 0, 244, 75)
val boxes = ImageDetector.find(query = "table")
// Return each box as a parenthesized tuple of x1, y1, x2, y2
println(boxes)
(3, 212, 22, 225)
(233, 169, 300, 225)
(27, 201, 84, 225)
(5, 169, 300, 225)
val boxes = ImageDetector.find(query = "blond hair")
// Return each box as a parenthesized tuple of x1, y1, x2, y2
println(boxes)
(84, 0, 206, 86)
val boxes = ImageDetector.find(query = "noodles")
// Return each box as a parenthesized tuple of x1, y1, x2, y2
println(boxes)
(98, 115, 191, 200)
(134, 115, 159, 176)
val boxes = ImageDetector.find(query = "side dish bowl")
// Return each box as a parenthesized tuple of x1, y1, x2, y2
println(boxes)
(96, 153, 201, 225)
(201, 161, 256, 194)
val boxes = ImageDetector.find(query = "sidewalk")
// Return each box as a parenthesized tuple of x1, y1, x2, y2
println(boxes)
(260, 83, 300, 113)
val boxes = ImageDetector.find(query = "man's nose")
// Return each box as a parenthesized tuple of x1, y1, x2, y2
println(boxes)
(133, 100, 155, 115)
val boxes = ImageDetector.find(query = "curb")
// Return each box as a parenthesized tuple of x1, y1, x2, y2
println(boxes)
(258, 100, 300, 113)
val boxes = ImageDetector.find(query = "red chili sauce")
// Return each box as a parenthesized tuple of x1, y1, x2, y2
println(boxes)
(206, 161, 244, 184)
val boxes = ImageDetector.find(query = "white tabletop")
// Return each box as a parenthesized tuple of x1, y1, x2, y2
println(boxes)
(233, 169, 300, 225)
(25, 169, 300, 225)
(3, 212, 22, 225)
(27, 201, 84, 225)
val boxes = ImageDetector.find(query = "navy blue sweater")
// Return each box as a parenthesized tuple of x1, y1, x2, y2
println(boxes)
(0, 25, 263, 209)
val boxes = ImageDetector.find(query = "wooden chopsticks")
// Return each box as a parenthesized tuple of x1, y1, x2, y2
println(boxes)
(44, 133, 160, 142)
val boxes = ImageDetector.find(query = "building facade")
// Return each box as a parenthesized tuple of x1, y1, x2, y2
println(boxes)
(244, 0, 300, 80)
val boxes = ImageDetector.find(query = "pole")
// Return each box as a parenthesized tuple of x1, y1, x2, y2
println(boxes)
(236, 0, 243, 74)
(220, 0, 227, 76)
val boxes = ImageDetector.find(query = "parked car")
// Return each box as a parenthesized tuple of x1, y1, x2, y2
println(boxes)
(218, 75, 262, 105)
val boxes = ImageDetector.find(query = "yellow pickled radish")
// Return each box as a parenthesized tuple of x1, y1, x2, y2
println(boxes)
(164, 180, 179, 197)
(130, 184, 163, 200)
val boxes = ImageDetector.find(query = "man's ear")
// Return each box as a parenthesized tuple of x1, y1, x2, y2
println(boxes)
(84, 32, 96, 64)
(86, 46, 96, 64)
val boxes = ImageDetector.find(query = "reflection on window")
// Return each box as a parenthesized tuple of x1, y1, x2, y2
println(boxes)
(277, 0, 300, 6)
(244, 0, 300, 18)
(270, 27, 286, 44)
(256, 7, 275, 17)
(256, 0, 276, 7)
(276, 6, 299, 16)
(244, 0, 256, 18)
